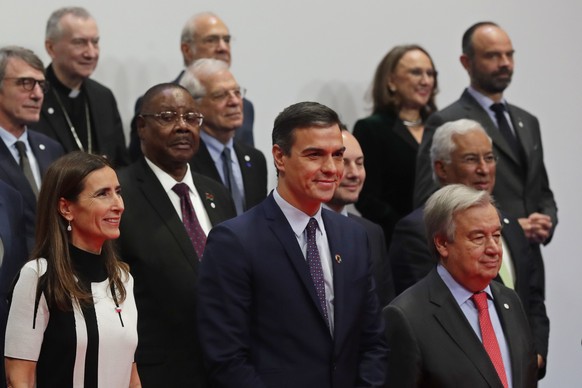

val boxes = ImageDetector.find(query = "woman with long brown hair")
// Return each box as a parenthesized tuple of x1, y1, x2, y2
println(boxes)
(354, 44, 438, 248)
(5, 152, 140, 387)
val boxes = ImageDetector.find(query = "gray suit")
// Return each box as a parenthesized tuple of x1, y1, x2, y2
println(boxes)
(414, 89, 557, 242)
(384, 269, 538, 387)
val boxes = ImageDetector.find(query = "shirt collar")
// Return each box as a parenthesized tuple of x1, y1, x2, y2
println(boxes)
(144, 157, 198, 199)
(273, 188, 324, 238)
(200, 130, 234, 163)
(437, 263, 494, 306)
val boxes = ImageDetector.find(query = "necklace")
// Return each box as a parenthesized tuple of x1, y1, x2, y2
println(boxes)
(402, 118, 423, 127)
(52, 89, 93, 153)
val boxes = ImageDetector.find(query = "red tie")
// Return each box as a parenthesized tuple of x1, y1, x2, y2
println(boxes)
(172, 183, 207, 260)
(471, 292, 509, 388)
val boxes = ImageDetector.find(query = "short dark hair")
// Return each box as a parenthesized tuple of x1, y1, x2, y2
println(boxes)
(462, 21, 499, 57)
(139, 83, 190, 114)
(272, 101, 341, 155)
(0, 46, 44, 86)
(371, 44, 438, 118)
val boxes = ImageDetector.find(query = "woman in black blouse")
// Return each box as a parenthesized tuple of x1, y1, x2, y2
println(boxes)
(354, 44, 438, 248)
(5, 152, 140, 387)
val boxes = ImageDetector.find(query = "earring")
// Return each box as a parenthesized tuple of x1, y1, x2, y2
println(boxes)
(67, 221, 72, 232)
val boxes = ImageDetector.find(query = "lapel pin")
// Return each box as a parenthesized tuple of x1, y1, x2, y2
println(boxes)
(48, 107, 54, 114)
(244, 155, 252, 168)
(210, 203, 216, 208)
(518, 121, 523, 128)
(335, 254, 341, 264)
(39, 144, 46, 150)
(503, 303, 509, 309)
(503, 218, 510, 225)
(205, 193, 216, 208)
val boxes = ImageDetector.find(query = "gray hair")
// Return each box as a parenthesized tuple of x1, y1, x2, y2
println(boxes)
(423, 184, 496, 258)
(179, 58, 230, 98)
(180, 12, 221, 66)
(46, 7, 93, 41)
(430, 119, 491, 183)
(0, 46, 45, 87)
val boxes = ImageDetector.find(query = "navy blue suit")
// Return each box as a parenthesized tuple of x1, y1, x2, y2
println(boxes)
(0, 180, 28, 388)
(0, 131, 63, 249)
(198, 194, 387, 387)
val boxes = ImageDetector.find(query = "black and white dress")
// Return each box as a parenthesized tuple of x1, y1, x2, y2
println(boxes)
(5, 246, 138, 388)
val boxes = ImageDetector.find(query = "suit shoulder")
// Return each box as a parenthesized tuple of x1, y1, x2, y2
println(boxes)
(27, 130, 64, 152)
(192, 171, 232, 197)
(84, 77, 115, 96)
(348, 213, 383, 234)
(234, 141, 266, 160)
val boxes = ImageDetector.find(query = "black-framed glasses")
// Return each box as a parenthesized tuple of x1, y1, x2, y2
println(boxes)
(140, 111, 204, 127)
(4, 77, 49, 93)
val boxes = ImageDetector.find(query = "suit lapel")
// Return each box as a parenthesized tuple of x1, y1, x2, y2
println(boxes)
(263, 196, 329, 327)
(134, 159, 200, 266)
(428, 271, 503, 387)
(233, 142, 253, 200)
(192, 172, 228, 227)
(40, 90, 76, 152)
(460, 90, 521, 166)
(507, 106, 532, 167)
(0, 139, 36, 202)
(27, 132, 55, 176)
(190, 141, 222, 183)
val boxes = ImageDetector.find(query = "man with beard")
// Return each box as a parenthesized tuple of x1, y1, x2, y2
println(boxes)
(413, 22, 557, 262)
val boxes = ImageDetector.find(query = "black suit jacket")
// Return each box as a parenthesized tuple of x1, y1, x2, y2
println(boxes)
(190, 139, 267, 211)
(414, 89, 558, 242)
(128, 71, 255, 161)
(353, 111, 419, 247)
(0, 180, 28, 388)
(0, 131, 63, 249)
(32, 67, 129, 167)
(348, 212, 395, 306)
(198, 194, 387, 387)
(389, 207, 549, 377)
(384, 269, 538, 387)
(116, 158, 236, 388)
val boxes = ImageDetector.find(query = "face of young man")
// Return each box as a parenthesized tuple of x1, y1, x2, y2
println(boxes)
(274, 124, 345, 216)
(327, 131, 365, 211)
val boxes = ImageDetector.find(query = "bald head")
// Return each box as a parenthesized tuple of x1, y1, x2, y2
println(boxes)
(180, 12, 231, 67)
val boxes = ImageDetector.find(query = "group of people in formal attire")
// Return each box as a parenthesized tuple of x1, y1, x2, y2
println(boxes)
(0, 5, 556, 388)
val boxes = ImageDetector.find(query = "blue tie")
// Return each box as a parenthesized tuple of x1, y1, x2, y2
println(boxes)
(306, 218, 329, 325)
(221, 147, 245, 215)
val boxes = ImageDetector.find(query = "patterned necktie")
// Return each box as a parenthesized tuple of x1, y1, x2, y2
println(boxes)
(172, 183, 206, 259)
(221, 147, 245, 215)
(490, 103, 524, 164)
(471, 292, 509, 388)
(305, 218, 329, 326)
(15, 141, 39, 197)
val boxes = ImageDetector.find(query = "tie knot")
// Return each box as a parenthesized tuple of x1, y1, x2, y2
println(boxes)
(306, 218, 319, 237)
(471, 292, 489, 311)
(490, 103, 505, 115)
(222, 146, 232, 161)
(15, 140, 27, 154)
(172, 182, 190, 198)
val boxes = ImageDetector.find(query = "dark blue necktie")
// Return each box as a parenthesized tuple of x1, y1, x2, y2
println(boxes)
(490, 103, 524, 163)
(306, 218, 329, 325)
(15, 140, 38, 197)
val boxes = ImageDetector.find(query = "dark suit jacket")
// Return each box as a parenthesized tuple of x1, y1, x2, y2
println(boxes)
(353, 111, 419, 248)
(190, 139, 267, 211)
(388, 207, 549, 377)
(348, 212, 395, 306)
(384, 269, 538, 388)
(198, 194, 387, 387)
(31, 67, 129, 167)
(414, 89, 558, 242)
(0, 131, 63, 249)
(128, 71, 255, 161)
(116, 158, 236, 388)
(0, 180, 28, 388)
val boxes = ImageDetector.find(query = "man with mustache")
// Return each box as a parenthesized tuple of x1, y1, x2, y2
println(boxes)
(116, 83, 236, 387)
(0, 46, 63, 250)
(31, 7, 129, 166)
(414, 22, 557, 255)
(180, 58, 267, 215)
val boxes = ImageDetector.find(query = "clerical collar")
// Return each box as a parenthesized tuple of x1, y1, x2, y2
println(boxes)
(46, 64, 83, 98)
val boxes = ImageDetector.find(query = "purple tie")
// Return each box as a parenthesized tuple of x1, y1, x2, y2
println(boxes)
(306, 218, 329, 325)
(172, 183, 206, 259)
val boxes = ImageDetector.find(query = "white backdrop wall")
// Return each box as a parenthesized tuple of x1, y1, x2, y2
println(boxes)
(2, 1, 580, 385)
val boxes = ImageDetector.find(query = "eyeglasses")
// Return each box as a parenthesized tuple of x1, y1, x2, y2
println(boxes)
(407, 68, 437, 78)
(207, 87, 246, 102)
(199, 34, 232, 46)
(4, 77, 49, 93)
(460, 154, 498, 166)
(140, 111, 204, 127)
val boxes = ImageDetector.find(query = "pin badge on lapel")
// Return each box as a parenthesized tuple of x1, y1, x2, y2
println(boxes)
(503, 303, 509, 309)
(244, 154, 252, 167)
(48, 107, 54, 114)
(39, 144, 46, 150)
(518, 121, 523, 128)
(335, 254, 341, 264)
